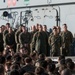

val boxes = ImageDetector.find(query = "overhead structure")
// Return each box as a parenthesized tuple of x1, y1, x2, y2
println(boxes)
(1, 2, 75, 10)
(1, 1, 75, 26)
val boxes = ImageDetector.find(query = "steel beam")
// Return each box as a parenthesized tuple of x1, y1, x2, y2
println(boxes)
(0, 2, 75, 10)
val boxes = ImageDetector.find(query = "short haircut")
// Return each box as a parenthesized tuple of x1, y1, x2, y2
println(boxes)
(6, 23, 10, 26)
(30, 52, 36, 57)
(25, 57, 32, 63)
(43, 25, 47, 27)
(60, 59, 65, 65)
(10, 64, 20, 70)
(65, 58, 72, 64)
(53, 26, 57, 30)
(13, 53, 21, 62)
(63, 23, 67, 27)
(59, 55, 65, 61)
(39, 53, 45, 60)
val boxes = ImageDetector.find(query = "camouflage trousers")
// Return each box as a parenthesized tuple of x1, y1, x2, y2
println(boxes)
(16, 43, 20, 52)
(60, 47, 70, 56)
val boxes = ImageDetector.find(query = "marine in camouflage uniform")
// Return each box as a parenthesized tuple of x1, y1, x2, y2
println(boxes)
(31, 25, 48, 55)
(48, 26, 62, 56)
(60, 24, 73, 56)
(19, 26, 31, 54)
(42, 25, 50, 56)
(4, 27, 16, 52)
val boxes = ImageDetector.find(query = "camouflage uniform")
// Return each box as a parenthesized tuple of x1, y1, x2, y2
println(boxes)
(4, 32, 16, 52)
(60, 31, 73, 56)
(19, 32, 31, 54)
(31, 31, 48, 55)
(48, 33, 61, 56)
